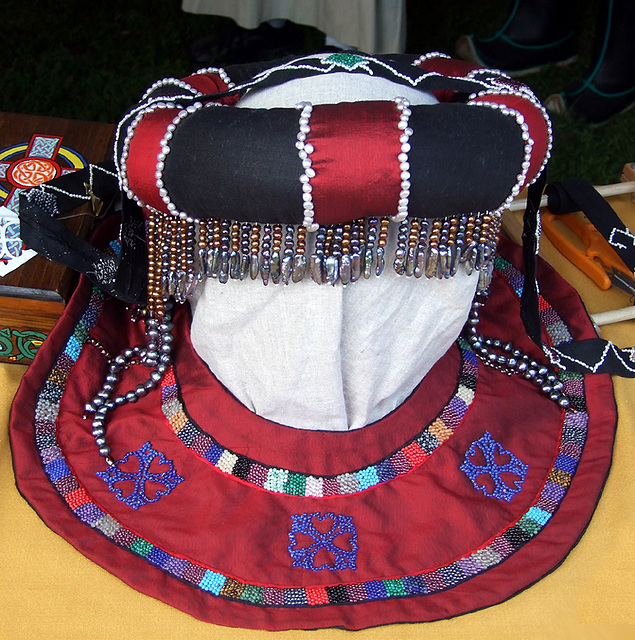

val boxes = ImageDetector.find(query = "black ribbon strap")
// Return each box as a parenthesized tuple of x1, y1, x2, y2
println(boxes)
(18, 162, 147, 305)
(539, 177, 635, 377)
(544, 339, 635, 377)
(520, 171, 547, 346)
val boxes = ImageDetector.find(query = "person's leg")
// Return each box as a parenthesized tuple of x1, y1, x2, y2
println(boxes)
(545, 0, 635, 123)
(455, 0, 577, 75)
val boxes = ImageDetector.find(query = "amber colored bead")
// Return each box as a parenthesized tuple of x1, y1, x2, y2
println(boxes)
(378, 218, 389, 247)
(230, 222, 240, 251)
(272, 225, 282, 251)
(358, 218, 365, 244)
(296, 226, 306, 254)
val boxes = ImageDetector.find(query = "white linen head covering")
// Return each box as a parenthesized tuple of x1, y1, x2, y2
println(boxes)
(189, 73, 479, 431)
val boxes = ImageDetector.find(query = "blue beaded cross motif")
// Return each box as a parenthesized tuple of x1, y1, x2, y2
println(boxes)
(288, 512, 358, 572)
(97, 441, 184, 510)
(460, 432, 528, 503)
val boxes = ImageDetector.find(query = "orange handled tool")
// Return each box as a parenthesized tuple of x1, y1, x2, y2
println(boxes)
(541, 210, 634, 292)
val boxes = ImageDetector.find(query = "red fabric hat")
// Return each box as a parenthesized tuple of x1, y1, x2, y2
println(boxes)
(10, 53, 618, 630)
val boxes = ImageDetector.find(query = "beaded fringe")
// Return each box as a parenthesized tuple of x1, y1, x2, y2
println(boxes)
(145, 211, 501, 318)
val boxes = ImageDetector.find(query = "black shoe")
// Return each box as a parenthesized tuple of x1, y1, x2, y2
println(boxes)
(545, 79, 635, 124)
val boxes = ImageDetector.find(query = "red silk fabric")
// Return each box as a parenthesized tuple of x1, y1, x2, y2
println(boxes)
(416, 55, 482, 79)
(182, 72, 238, 105)
(125, 107, 178, 213)
(295, 101, 402, 226)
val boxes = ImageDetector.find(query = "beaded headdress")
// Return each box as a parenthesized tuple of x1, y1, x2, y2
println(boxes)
(10, 52, 627, 630)
(114, 51, 551, 321)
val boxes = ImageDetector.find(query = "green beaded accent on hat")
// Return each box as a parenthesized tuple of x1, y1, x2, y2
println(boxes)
(324, 52, 368, 69)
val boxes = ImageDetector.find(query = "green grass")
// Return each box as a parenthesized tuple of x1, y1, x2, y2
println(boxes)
(3, 0, 633, 184)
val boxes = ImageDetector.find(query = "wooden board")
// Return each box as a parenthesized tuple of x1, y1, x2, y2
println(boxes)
(0, 112, 114, 363)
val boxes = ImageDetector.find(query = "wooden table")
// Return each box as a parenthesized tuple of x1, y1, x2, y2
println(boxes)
(0, 113, 114, 363)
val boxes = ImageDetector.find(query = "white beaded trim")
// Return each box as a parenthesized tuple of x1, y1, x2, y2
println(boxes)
(193, 66, 235, 89)
(411, 52, 450, 66)
(393, 97, 413, 222)
(26, 163, 117, 203)
(114, 94, 198, 193)
(140, 77, 201, 103)
(295, 101, 318, 231)
(117, 100, 224, 219)
(118, 101, 183, 207)
(468, 83, 553, 185)
(115, 67, 235, 196)
(467, 98, 534, 215)
(138, 69, 236, 103)
(155, 101, 212, 222)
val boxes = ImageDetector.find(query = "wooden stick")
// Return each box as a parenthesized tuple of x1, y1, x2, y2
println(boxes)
(591, 306, 635, 326)
(508, 180, 635, 212)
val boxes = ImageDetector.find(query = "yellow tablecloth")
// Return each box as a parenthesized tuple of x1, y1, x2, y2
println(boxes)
(1, 195, 634, 639)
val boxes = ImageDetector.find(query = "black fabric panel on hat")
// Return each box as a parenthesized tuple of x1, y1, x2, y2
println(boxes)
(220, 54, 491, 103)
(224, 55, 298, 86)
(19, 163, 146, 305)
(408, 103, 525, 218)
(163, 106, 303, 223)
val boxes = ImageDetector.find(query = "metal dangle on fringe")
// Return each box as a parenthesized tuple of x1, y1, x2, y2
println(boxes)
(144, 210, 502, 316)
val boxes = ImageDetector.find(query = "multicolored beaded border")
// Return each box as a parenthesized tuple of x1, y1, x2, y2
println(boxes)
(33, 260, 587, 608)
(494, 256, 577, 349)
(160, 342, 478, 498)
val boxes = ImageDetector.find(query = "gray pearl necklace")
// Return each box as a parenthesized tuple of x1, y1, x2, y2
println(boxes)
(84, 302, 175, 466)
(463, 294, 571, 410)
